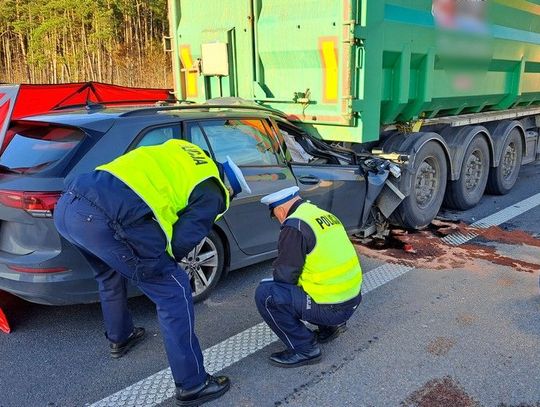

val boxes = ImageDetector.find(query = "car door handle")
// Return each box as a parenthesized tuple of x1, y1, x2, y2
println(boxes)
(298, 175, 320, 185)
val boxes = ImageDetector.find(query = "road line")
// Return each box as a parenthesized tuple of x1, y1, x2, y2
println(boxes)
(87, 323, 277, 407)
(442, 192, 540, 246)
(87, 263, 412, 407)
(88, 192, 540, 407)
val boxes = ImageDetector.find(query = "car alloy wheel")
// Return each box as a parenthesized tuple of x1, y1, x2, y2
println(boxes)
(179, 230, 225, 302)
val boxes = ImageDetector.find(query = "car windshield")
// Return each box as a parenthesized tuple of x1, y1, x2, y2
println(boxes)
(0, 123, 84, 174)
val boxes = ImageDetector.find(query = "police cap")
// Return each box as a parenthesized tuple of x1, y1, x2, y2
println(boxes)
(222, 155, 252, 197)
(260, 186, 300, 210)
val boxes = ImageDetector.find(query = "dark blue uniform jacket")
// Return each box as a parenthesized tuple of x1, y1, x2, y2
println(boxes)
(66, 170, 225, 261)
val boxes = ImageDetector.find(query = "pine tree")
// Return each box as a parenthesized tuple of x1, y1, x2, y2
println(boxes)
(0, 0, 171, 87)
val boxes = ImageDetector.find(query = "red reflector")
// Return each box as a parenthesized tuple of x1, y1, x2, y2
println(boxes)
(7, 265, 68, 274)
(0, 190, 61, 212)
(0, 307, 10, 334)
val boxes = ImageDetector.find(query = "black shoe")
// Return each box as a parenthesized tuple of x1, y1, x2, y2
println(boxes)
(176, 375, 230, 406)
(316, 323, 347, 344)
(110, 327, 145, 359)
(269, 347, 322, 368)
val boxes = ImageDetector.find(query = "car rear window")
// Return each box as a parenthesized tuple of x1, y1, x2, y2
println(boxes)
(0, 123, 84, 174)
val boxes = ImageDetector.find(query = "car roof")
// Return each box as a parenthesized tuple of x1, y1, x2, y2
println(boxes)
(18, 102, 287, 129)
(17, 110, 120, 133)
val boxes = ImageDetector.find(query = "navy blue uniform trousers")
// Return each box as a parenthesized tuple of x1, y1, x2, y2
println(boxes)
(255, 281, 362, 352)
(54, 191, 207, 389)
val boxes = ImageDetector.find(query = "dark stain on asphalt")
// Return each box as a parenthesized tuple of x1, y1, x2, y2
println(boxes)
(426, 337, 456, 356)
(353, 222, 540, 274)
(496, 277, 516, 287)
(401, 376, 480, 407)
(456, 313, 477, 326)
(273, 336, 380, 406)
(479, 226, 540, 248)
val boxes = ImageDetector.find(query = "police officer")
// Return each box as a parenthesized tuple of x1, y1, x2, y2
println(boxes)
(255, 186, 363, 367)
(54, 139, 250, 406)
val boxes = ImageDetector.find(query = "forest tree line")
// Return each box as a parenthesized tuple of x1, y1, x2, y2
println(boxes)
(0, 0, 172, 88)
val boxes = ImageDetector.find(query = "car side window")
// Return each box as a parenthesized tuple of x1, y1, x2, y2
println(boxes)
(192, 119, 279, 166)
(185, 122, 211, 154)
(135, 125, 179, 147)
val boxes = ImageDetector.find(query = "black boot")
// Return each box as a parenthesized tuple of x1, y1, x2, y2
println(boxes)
(269, 346, 322, 368)
(316, 323, 347, 344)
(176, 375, 230, 406)
(110, 327, 145, 359)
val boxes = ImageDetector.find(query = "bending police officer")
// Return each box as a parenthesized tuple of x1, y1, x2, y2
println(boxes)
(255, 186, 363, 367)
(54, 139, 250, 406)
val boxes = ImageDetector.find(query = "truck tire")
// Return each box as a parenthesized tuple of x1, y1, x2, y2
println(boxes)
(394, 141, 447, 229)
(179, 230, 225, 303)
(444, 135, 490, 210)
(486, 128, 523, 195)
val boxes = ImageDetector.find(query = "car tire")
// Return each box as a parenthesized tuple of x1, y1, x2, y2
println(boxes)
(179, 230, 225, 303)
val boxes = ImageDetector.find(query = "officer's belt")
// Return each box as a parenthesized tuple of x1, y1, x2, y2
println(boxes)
(319, 292, 362, 309)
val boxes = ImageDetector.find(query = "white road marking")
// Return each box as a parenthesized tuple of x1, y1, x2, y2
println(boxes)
(88, 192, 540, 406)
(442, 192, 540, 245)
(87, 263, 412, 407)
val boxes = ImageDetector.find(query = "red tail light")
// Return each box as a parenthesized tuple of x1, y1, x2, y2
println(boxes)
(0, 190, 61, 217)
(7, 265, 68, 274)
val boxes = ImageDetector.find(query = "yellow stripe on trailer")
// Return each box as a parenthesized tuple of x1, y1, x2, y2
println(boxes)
(179, 45, 198, 98)
(319, 37, 339, 103)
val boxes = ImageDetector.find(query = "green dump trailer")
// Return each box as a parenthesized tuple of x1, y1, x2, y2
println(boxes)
(167, 0, 540, 231)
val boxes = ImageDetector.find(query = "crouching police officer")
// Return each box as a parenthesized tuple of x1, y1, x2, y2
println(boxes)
(54, 139, 250, 406)
(255, 187, 362, 367)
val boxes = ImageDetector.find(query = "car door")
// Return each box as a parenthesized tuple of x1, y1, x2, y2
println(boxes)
(184, 117, 297, 255)
(273, 120, 367, 233)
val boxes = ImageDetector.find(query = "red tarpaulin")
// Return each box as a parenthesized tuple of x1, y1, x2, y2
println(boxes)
(0, 82, 174, 151)
(11, 82, 173, 119)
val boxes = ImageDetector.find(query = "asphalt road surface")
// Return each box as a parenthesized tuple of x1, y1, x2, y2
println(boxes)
(1, 162, 539, 407)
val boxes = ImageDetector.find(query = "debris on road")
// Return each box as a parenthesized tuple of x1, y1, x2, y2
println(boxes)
(455, 314, 476, 327)
(430, 219, 460, 236)
(403, 244, 417, 254)
(352, 222, 540, 274)
(426, 337, 456, 356)
(401, 376, 480, 407)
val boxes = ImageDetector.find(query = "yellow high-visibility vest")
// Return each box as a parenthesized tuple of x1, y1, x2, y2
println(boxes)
(96, 139, 229, 255)
(290, 202, 362, 304)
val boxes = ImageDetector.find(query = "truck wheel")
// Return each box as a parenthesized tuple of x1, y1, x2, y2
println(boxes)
(444, 135, 490, 210)
(486, 128, 523, 195)
(394, 141, 447, 229)
(179, 230, 225, 303)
